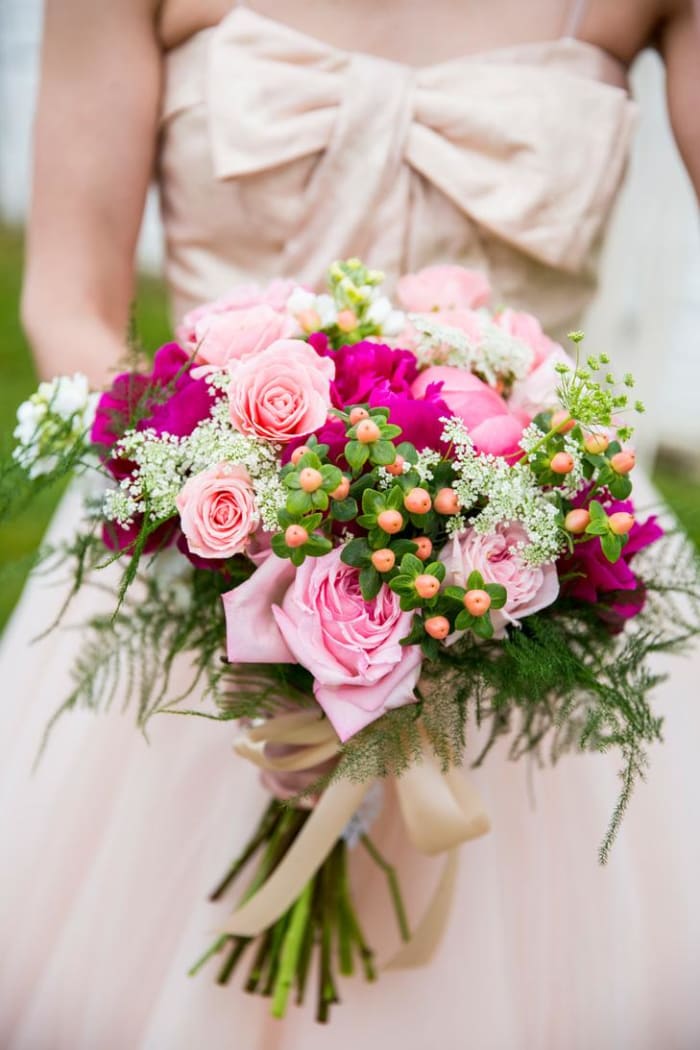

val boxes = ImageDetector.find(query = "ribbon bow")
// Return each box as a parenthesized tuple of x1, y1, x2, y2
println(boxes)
(222, 709, 490, 966)
(198, 8, 636, 278)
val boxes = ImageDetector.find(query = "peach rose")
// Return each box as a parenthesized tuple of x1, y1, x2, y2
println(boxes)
(227, 339, 335, 444)
(397, 265, 491, 312)
(189, 305, 297, 369)
(176, 463, 260, 559)
(176, 279, 300, 347)
(440, 522, 559, 639)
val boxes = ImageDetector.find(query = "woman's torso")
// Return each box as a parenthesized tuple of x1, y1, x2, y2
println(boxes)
(155, 1, 638, 340)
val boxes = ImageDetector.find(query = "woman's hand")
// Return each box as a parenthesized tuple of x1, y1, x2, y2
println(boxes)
(21, 0, 162, 388)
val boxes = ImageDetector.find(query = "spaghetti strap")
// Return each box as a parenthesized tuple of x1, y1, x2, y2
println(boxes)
(563, 0, 588, 39)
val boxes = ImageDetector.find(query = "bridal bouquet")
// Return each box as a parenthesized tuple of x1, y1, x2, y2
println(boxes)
(6, 260, 699, 1022)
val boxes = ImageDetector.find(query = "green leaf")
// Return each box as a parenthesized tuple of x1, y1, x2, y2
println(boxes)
(345, 441, 369, 473)
(270, 533, 290, 558)
(399, 615, 426, 647)
(290, 548, 306, 567)
(399, 552, 423, 577)
(302, 512, 323, 532)
(585, 521, 609, 537)
(362, 488, 384, 515)
(388, 574, 416, 594)
(330, 497, 358, 522)
(472, 615, 494, 640)
(287, 489, 312, 516)
(297, 451, 322, 470)
(277, 508, 294, 528)
(320, 464, 343, 490)
(340, 538, 370, 567)
(392, 539, 420, 558)
(370, 440, 398, 466)
(359, 564, 382, 601)
(601, 532, 623, 563)
(421, 636, 440, 661)
(444, 586, 466, 603)
(303, 534, 332, 556)
(357, 513, 378, 529)
(396, 441, 418, 464)
(311, 489, 329, 511)
(381, 424, 402, 440)
(466, 570, 484, 591)
(588, 500, 606, 521)
(454, 609, 475, 631)
(485, 583, 507, 610)
(383, 486, 403, 512)
(284, 473, 302, 490)
(609, 475, 632, 500)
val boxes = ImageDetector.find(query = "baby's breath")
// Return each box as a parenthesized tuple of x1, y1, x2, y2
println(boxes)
(410, 313, 534, 387)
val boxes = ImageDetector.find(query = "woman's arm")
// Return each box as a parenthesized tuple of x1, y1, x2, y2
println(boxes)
(21, 0, 162, 387)
(659, 1, 700, 198)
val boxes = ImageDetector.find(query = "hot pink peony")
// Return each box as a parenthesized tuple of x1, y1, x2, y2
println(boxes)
(176, 463, 259, 559)
(397, 265, 491, 312)
(411, 366, 527, 458)
(227, 339, 335, 444)
(222, 550, 422, 742)
(440, 522, 559, 638)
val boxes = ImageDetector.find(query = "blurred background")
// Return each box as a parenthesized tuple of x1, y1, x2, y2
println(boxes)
(1, 0, 699, 632)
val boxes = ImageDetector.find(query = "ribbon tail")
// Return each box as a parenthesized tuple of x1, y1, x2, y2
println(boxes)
(221, 777, 370, 937)
(384, 849, 460, 970)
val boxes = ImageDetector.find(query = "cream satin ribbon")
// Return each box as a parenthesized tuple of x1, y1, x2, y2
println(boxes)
(222, 710, 490, 965)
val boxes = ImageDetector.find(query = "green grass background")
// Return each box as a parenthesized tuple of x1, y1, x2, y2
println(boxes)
(1, 223, 698, 631)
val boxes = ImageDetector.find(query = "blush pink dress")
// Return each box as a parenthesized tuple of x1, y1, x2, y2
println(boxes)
(2, 7, 699, 1049)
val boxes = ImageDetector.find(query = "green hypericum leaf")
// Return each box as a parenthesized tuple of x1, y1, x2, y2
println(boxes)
(400, 615, 425, 647)
(330, 497, 358, 522)
(345, 441, 369, 473)
(303, 534, 332, 556)
(444, 585, 466, 603)
(271, 533, 290, 557)
(287, 489, 312, 516)
(601, 532, 623, 563)
(303, 513, 323, 531)
(396, 441, 418, 464)
(609, 475, 632, 500)
(290, 548, 306, 567)
(472, 616, 494, 640)
(400, 552, 423, 577)
(454, 609, 475, 631)
(389, 574, 415, 594)
(340, 538, 370, 567)
(362, 488, 385, 515)
(381, 424, 402, 440)
(485, 582, 507, 609)
(370, 440, 397, 466)
(359, 563, 382, 600)
(320, 464, 343, 489)
(425, 561, 446, 582)
(284, 472, 302, 490)
(588, 500, 606, 521)
(393, 539, 420, 558)
(385, 486, 404, 512)
(466, 570, 484, 591)
(311, 490, 329, 510)
(296, 451, 323, 470)
(357, 513, 378, 529)
(277, 508, 294, 528)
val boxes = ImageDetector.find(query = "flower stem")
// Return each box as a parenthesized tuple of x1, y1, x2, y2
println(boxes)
(361, 833, 411, 943)
(209, 800, 281, 901)
(271, 879, 315, 1018)
(516, 415, 572, 464)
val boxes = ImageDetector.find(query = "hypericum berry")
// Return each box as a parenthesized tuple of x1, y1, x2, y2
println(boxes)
(299, 467, 323, 492)
(404, 487, 432, 514)
(550, 451, 575, 475)
(349, 406, 369, 425)
(385, 455, 405, 476)
(551, 409, 575, 433)
(584, 432, 609, 455)
(330, 476, 350, 501)
(337, 309, 358, 333)
(356, 419, 381, 444)
(414, 574, 441, 600)
(371, 548, 396, 572)
(298, 309, 321, 333)
(414, 536, 433, 560)
(377, 509, 403, 534)
(564, 508, 591, 534)
(285, 525, 308, 548)
(424, 615, 451, 640)
(463, 589, 491, 616)
(433, 488, 460, 515)
(610, 450, 636, 475)
(291, 445, 312, 465)
(608, 511, 635, 536)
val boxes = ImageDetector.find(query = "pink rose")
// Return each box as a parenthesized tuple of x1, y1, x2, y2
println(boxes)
(509, 344, 572, 418)
(176, 463, 259, 559)
(495, 309, 558, 371)
(189, 305, 297, 369)
(222, 550, 422, 742)
(397, 265, 491, 312)
(228, 339, 335, 444)
(411, 365, 527, 458)
(177, 279, 300, 347)
(440, 522, 559, 639)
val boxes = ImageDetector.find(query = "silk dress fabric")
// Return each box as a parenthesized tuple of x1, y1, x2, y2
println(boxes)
(2, 8, 699, 1049)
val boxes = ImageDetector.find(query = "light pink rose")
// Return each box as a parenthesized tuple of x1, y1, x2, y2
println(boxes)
(495, 309, 559, 371)
(397, 265, 491, 313)
(273, 549, 422, 741)
(228, 339, 335, 444)
(177, 279, 301, 347)
(176, 463, 260, 559)
(221, 549, 422, 742)
(188, 305, 297, 369)
(411, 365, 527, 458)
(440, 523, 559, 639)
(509, 344, 572, 418)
